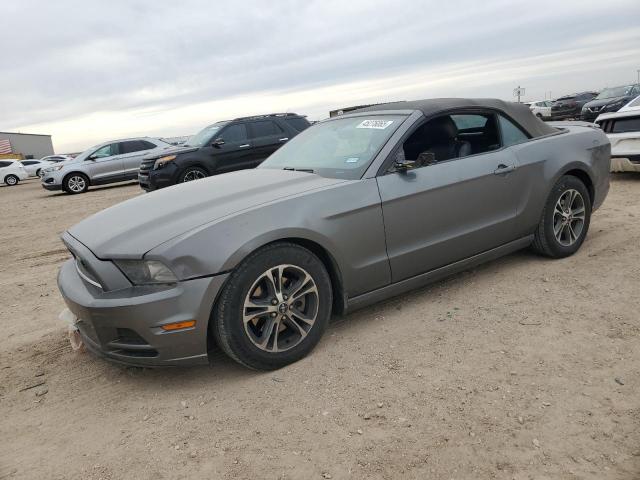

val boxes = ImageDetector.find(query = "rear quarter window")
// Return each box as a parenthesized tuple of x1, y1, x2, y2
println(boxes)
(249, 120, 283, 138)
(284, 117, 311, 132)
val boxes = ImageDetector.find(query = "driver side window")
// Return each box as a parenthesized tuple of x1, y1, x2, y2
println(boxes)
(220, 123, 248, 143)
(92, 143, 118, 158)
(396, 113, 499, 167)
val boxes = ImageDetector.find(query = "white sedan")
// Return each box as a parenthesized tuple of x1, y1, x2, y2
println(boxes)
(20, 159, 54, 177)
(526, 100, 552, 120)
(0, 159, 29, 185)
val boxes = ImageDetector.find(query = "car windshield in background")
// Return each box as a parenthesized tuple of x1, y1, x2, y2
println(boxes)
(184, 123, 226, 147)
(259, 115, 407, 180)
(596, 86, 632, 99)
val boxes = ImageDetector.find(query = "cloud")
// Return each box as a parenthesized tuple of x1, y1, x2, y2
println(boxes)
(1, 0, 639, 152)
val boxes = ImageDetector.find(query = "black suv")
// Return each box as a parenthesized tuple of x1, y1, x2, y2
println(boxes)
(139, 113, 310, 191)
(581, 84, 640, 122)
(550, 91, 598, 120)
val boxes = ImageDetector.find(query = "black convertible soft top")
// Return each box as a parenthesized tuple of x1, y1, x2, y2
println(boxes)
(356, 98, 558, 138)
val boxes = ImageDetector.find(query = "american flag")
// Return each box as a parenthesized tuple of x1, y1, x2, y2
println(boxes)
(0, 139, 12, 154)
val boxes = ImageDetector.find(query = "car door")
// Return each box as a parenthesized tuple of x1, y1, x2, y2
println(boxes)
(376, 112, 528, 283)
(85, 142, 125, 183)
(210, 123, 256, 174)
(119, 140, 159, 179)
(247, 119, 289, 165)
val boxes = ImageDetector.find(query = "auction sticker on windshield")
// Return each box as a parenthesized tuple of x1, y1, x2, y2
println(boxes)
(357, 119, 394, 129)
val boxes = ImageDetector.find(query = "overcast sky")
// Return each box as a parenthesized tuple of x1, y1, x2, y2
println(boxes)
(2, 0, 640, 153)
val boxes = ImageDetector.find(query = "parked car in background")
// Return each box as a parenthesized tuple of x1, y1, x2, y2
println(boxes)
(0, 159, 29, 186)
(40, 155, 71, 164)
(138, 113, 310, 191)
(526, 100, 552, 119)
(21, 159, 54, 177)
(596, 108, 640, 172)
(581, 84, 640, 122)
(551, 92, 598, 120)
(57, 98, 610, 369)
(41, 137, 170, 194)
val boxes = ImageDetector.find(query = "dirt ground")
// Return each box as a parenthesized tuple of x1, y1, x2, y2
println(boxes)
(1, 175, 639, 480)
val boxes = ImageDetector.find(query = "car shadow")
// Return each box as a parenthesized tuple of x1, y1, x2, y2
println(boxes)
(40, 181, 140, 198)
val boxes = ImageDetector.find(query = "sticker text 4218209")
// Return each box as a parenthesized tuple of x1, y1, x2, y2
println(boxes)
(357, 119, 394, 130)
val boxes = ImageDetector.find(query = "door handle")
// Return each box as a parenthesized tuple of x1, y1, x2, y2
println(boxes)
(239, 144, 251, 148)
(494, 164, 516, 175)
(279, 137, 289, 142)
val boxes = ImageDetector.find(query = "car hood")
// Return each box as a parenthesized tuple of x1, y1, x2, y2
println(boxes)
(67, 168, 346, 258)
(584, 96, 628, 108)
(143, 145, 199, 160)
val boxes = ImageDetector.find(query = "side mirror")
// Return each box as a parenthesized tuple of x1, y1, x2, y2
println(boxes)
(212, 138, 225, 147)
(87, 155, 97, 161)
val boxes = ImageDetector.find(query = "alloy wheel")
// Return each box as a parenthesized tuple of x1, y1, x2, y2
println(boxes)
(68, 176, 86, 193)
(553, 189, 585, 246)
(6, 175, 17, 185)
(182, 170, 206, 182)
(243, 264, 319, 353)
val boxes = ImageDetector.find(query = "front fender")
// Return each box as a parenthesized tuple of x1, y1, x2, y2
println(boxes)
(146, 178, 391, 298)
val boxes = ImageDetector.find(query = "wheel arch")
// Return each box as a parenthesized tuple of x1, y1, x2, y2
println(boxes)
(558, 166, 595, 205)
(219, 232, 347, 316)
(179, 158, 213, 176)
(205, 235, 347, 356)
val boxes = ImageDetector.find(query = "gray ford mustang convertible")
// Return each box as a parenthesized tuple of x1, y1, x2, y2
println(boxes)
(58, 99, 610, 369)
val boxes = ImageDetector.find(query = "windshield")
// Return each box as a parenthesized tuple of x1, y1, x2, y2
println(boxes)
(184, 122, 226, 147)
(596, 86, 632, 100)
(259, 115, 407, 179)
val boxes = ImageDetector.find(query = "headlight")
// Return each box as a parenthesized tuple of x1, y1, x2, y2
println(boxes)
(113, 259, 178, 285)
(154, 155, 176, 170)
(43, 164, 64, 173)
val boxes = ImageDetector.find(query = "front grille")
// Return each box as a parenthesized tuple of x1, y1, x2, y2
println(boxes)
(139, 159, 155, 173)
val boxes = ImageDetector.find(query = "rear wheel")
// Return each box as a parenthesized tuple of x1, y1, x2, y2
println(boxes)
(179, 167, 207, 183)
(35, 168, 42, 177)
(5, 174, 19, 186)
(532, 175, 591, 258)
(63, 173, 89, 194)
(212, 242, 332, 370)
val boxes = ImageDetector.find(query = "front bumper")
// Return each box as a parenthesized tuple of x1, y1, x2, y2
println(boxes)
(138, 166, 176, 192)
(58, 255, 229, 367)
(611, 156, 640, 173)
(41, 170, 64, 190)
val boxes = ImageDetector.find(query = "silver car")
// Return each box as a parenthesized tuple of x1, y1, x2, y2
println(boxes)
(41, 137, 170, 194)
(57, 99, 610, 369)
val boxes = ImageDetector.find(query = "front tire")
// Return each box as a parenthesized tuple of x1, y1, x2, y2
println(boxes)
(212, 242, 332, 370)
(532, 175, 591, 258)
(63, 173, 89, 194)
(5, 174, 19, 186)
(179, 167, 208, 183)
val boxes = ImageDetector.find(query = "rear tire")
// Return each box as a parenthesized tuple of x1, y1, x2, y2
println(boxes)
(212, 242, 332, 370)
(532, 175, 591, 258)
(5, 174, 19, 186)
(63, 173, 89, 194)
